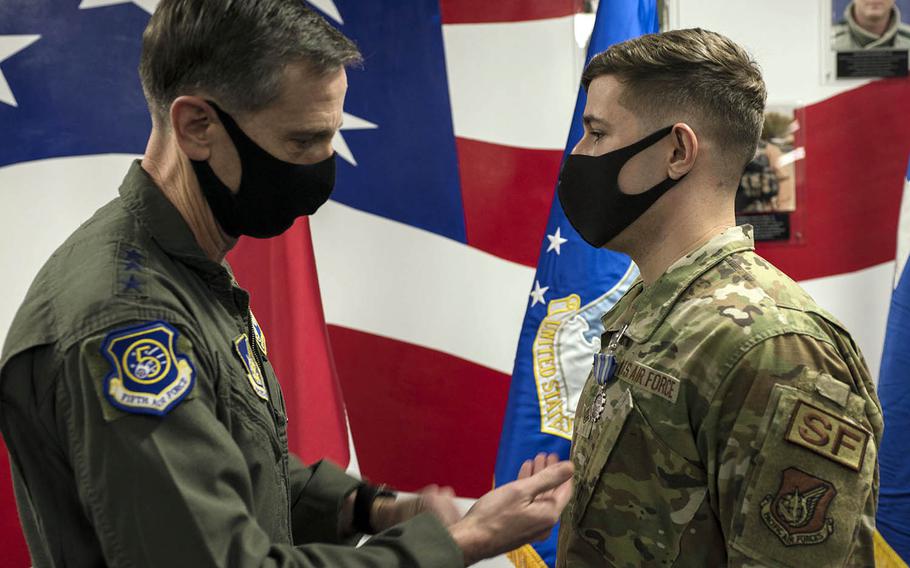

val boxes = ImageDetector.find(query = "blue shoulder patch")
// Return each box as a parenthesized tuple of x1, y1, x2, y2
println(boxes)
(101, 321, 196, 416)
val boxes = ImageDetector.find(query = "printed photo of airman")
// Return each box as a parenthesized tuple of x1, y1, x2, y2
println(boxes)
(833, 0, 910, 50)
(736, 110, 798, 214)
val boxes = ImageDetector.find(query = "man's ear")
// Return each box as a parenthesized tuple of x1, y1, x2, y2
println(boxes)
(170, 96, 217, 162)
(667, 123, 698, 180)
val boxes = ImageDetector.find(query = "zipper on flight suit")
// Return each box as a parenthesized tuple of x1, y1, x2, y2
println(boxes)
(246, 316, 284, 422)
(246, 314, 294, 542)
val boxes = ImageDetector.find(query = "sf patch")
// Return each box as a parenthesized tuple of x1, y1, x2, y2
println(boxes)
(761, 468, 836, 546)
(101, 321, 196, 416)
(730, 385, 874, 566)
(785, 400, 870, 471)
(234, 334, 269, 401)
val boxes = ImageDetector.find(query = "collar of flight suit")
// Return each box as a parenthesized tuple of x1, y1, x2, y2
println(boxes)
(118, 160, 236, 290)
(602, 224, 756, 343)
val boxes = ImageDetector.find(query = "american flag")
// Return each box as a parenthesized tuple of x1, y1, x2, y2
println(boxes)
(2, 1, 910, 567)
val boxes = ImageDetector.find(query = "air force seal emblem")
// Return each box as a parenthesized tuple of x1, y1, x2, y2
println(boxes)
(101, 321, 196, 416)
(530, 264, 638, 439)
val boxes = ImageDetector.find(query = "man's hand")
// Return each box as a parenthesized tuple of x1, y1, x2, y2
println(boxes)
(371, 485, 462, 532)
(449, 454, 574, 566)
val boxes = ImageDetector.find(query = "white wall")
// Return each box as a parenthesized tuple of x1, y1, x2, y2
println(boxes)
(671, 0, 868, 106)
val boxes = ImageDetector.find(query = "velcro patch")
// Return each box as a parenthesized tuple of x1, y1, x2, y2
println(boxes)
(785, 400, 870, 471)
(101, 321, 195, 416)
(614, 360, 680, 403)
(760, 467, 836, 546)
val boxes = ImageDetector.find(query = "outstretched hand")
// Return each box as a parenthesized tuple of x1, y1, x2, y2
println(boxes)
(516, 453, 566, 542)
(371, 485, 461, 532)
(450, 454, 573, 566)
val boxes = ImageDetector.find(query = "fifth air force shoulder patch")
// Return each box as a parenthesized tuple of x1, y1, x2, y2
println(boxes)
(101, 321, 196, 416)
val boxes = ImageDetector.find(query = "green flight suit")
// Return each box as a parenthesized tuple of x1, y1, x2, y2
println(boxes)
(557, 226, 883, 567)
(0, 161, 463, 567)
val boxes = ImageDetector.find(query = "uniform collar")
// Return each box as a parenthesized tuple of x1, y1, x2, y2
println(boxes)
(118, 160, 234, 287)
(603, 225, 755, 342)
(844, 4, 902, 47)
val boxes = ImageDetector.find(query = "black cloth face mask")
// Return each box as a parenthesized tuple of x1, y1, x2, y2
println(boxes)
(557, 125, 685, 248)
(190, 101, 336, 239)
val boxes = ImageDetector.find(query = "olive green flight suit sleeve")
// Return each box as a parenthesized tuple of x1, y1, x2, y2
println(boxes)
(287, 454, 362, 546)
(57, 327, 464, 568)
(700, 332, 882, 568)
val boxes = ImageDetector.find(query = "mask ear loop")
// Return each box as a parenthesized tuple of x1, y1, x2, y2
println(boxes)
(617, 125, 676, 158)
(610, 125, 677, 194)
(614, 125, 688, 208)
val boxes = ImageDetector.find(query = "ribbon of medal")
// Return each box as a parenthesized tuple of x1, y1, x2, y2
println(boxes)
(582, 322, 629, 430)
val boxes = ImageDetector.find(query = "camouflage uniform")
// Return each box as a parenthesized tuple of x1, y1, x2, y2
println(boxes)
(556, 225, 883, 567)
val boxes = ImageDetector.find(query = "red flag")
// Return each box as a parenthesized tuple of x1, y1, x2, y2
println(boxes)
(0, 438, 28, 567)
(228, 217, 350, 468)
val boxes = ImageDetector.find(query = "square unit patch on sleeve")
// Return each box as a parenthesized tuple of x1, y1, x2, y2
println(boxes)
(731, 385, 876, 568)
(101, 321, 196, 416)
(760, 467, 836, 546)
(785, 400, 870, 471)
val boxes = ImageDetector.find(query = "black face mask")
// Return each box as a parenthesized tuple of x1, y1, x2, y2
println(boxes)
(190, 102, 336, 239)
(557, 125, 684, 248)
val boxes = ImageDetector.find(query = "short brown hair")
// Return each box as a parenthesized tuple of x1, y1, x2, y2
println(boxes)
(139, 0, 362, 122)
(582, 28, 766, 176)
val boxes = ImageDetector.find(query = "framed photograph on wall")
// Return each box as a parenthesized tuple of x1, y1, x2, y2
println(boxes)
(735, 106, 807, 244)
(830, 0, 910, 78)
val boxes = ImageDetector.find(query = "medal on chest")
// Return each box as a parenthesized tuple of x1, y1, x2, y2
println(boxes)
(579, 323, 628, 438)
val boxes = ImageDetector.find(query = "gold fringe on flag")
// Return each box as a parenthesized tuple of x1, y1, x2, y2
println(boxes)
(506, 544, 550, 568)
(875, 529, 908, 568)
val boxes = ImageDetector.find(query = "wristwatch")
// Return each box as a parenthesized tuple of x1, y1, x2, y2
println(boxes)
(353, 482, 397, 534)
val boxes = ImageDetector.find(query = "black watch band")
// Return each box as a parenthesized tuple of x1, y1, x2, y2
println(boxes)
(353, 483, 397, 534)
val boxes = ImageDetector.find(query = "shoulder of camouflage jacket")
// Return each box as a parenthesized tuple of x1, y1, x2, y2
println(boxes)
(626, 245, 853, 404)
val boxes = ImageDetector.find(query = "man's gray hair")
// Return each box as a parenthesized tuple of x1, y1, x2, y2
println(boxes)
(139, 0, 362, 122)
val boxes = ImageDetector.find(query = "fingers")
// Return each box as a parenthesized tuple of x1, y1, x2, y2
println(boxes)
(533, 452, 547, 476)
(417, 489, 462, 527)
(550, 476, 574, 510)
(517, 461, 574, 498)
(521, 452, 561, 479)
(538, 453, 561, 499)
(518, 459, 533, 480)
(419, 484, 456, 499)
